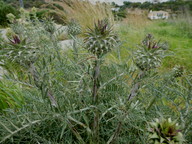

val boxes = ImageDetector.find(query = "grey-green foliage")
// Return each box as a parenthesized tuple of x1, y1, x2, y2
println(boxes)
(0, 49, 148, 143)
(0, 14, 192, 144)
(0, 9, 54, 68)
(1, 8, 61, 107)
(1, 58, 191, 143)
(133, 34, 168, 71)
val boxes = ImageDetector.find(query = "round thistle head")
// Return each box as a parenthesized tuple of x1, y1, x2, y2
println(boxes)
(84, 19, 119, 58)
(67, 19, 81, 37)
(148, 118, 185, 144)
(133, 34, 168, 71)
(172, 65, 184, 78)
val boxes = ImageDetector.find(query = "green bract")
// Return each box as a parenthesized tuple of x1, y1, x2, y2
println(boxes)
(84, 19, 119, 57)
(148, 118, 185, 144)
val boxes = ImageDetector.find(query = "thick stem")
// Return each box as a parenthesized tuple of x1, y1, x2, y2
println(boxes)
(92, 59, 100, 104)
(92, 59, 100, 143)
(93, 110, 99, 143)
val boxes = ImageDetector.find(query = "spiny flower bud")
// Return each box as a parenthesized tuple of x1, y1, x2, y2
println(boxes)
(148, 118, 185, 144)
(9, 35, 21, 44)
(67, 19, 81, 37)
(172, 65, 184, 78)
(84, 19, 119, 58)
(133, 34, 168, 71)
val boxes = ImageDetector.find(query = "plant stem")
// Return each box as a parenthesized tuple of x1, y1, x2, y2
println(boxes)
(92, 59, 100, 143)
(92, 59, 100, 104)
(128, 71, 145, 100)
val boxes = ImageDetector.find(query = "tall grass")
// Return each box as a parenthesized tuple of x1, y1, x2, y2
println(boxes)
(174, 10, 192, 38)
(0, 80, 24, 112)
(48, 0, 114, 31)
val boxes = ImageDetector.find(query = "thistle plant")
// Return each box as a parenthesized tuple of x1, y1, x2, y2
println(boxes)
(129, 34, 168, 100)
(133, 34, 168, 71)
(148, 118, 185, 144)
(84, 19, 119, 58)
(3, 34, 38, 67)
(84, 19, 119, 102)
(84, 19, 119, 142)
(1, 10, 59, 108)
(172, 65, 184, 78)
(67, 19, 82, 37)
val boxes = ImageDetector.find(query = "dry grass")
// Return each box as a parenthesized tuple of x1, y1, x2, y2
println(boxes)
(49, 0, 114, 31)
(122, 14, 151, 29)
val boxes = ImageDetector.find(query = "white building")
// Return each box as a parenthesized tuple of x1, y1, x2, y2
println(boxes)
(148, 10, 169, 20)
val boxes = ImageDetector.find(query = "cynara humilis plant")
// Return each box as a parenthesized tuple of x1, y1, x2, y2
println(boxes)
(67, 19, 81, 58)
(67, 19, 81, 37)
(84, 19, 119, 142)
(148, 118, 185, 144)
(84, 19, 118, 58)
(84, 19, 119, 102)
(172, 65, 184, 78)
(128, 34, 168, 100)
(2, 10, 58, 108)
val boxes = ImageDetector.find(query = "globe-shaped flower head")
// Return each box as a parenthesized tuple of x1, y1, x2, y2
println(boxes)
(67, 19, 82, 37)
(148, 118, 185, 144)
(84, 19, 119, 58)
(133, 34, 168, 71)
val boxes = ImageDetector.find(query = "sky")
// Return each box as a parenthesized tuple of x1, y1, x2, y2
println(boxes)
(93, 0, 169, 5)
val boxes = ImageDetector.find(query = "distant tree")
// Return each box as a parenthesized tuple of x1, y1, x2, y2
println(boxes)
(140, 2, 151, 9)
(0, 0, 18, 26)
(111, 2, 119, 7)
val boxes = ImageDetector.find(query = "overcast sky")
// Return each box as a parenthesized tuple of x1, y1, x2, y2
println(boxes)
(93, 0, 169, 5)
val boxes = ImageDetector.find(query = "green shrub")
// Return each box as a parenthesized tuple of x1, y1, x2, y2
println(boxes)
(0, 1, 18, 26)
